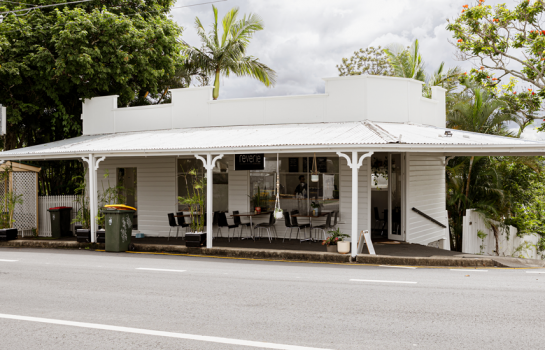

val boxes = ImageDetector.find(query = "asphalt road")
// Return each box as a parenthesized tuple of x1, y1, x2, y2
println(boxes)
(0, 248, 544, 350)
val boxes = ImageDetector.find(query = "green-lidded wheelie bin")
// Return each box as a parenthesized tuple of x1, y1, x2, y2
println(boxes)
(47, 207, 73, 238)
(102, 206, 136, 252)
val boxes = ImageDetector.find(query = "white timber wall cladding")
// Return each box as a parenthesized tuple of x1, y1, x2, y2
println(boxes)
(405, 153, 446, 245)
(338, 156, 370, 242)
(97, 156, 176, 237)
(227, 155, 249, 215)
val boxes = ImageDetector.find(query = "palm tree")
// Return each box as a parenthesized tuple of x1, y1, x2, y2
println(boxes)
(384, 39, 426, 81)
(181, 6, 276, 100)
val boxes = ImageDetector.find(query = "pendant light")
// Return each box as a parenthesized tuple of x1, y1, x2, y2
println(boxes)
(311, 153, 319, 182)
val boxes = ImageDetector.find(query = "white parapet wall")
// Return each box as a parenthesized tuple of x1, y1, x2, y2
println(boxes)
(81, 75, 446, 135)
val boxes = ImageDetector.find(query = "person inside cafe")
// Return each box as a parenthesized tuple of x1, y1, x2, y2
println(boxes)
(294, 175, 307, 197)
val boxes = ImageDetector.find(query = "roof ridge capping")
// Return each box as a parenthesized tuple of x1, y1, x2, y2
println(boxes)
(81, 75, 447, 136)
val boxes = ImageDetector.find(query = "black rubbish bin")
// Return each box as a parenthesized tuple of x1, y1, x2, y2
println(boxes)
(48, 207, 73, 238)
(102, 208, 135, 252)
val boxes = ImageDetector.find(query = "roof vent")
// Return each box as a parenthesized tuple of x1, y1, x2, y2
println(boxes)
(444, 131, 452, 137)
(463, 135, 470, 139)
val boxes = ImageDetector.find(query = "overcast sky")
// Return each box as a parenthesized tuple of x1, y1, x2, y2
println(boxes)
(171, 0, 544, 139)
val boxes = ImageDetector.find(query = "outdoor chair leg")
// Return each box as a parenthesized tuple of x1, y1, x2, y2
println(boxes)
(168, 227, 172, 241)
(176, 227, 179, 239)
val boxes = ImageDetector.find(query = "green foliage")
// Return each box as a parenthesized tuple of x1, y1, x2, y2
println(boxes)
(322, 228, 349, 246)
(72, 170, 90, 229)
(337, 46, 393, 76)
(0, 164, 24, 229)
(182, 5, 276, 100)
(384, 39, 426, 81)
(0, 1, 184, 193)
(96, 170, 129, 227)
(447, 0, 545, 93)
(178, 168, 206, 232)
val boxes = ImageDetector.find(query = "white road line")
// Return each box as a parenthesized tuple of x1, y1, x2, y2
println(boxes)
(450, 269, 488, 272)
(379, 265, 417, 269)
(0, 313, 331, 350)
(136, 268, 186, 273)
(0, 259, 18, 262)
(525, 271, 545, 274)
(350, 279, 417, 284)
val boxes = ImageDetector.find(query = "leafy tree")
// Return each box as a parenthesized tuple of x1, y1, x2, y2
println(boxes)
(463, 70, 542, 136)
(337, 46, 393, 76)
(182, 5, 276, 100)
(0, 0, 184, 194)
(447, 0, 545, 93)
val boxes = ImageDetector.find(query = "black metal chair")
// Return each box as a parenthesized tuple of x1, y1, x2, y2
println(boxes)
(233, 210, 251, 239)
(216, 212, 238, 242)
(291, 210, 310, 242)
(282, 211, 302, 242)
(313, 212, 332, 240)
(176, 212, 190, 238)
(167, 213, 181, 241)
(254, 212, 276, 243)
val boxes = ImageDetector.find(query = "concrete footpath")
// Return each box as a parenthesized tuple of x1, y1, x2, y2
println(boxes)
(1, 238, 544, 268)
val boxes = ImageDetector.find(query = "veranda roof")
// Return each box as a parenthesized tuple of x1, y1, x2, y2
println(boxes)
(1, 120, 544, 160)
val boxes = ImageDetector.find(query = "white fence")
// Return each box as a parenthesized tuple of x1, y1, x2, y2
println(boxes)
(37, 195, 80, 237)
(462, 209, 543, 259)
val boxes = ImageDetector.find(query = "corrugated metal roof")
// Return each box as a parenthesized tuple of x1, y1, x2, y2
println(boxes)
(1, 120, 541, 157)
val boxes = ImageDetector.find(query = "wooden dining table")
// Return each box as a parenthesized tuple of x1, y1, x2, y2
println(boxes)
(231, 211, 271, 240)
(292, 211, 331, 242)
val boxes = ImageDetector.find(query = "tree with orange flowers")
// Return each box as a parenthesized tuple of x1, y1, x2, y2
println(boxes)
(447, 0, 545, 94)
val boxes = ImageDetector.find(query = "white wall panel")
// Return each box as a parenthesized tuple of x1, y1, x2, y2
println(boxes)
(405, 153, 446, 245)
(97, 156, 176, 237)
(338, 156, 370, 242)
(227, 155, 249, 214)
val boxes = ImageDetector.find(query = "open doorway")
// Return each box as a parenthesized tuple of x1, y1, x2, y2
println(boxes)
(370, 153, 404, 241)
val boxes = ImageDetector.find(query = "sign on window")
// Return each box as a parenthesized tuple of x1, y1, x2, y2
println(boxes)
(235, 154, 264, 171)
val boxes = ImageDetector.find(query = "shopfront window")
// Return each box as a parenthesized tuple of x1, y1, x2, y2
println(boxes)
(177, 158, 229, 212)
(250, 156, 339, 214)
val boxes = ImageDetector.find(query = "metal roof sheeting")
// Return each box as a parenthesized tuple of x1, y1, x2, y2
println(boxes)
(1, 121, 541, 157)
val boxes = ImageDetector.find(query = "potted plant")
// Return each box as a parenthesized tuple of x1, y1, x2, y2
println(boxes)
(179, 168, 206, 246)
(0, 164, 23, 241)
(310, 201, 321, 216)
(72, 171, 91, 242)
(97, 170, 129, 243)
(322, 228, 349, 253)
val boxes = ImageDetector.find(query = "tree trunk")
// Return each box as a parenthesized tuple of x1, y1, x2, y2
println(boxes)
(465, 156, 474, 200)
(213, 68, 221, 100)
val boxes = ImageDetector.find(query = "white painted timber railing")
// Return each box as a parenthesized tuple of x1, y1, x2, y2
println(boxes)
(462, 209, 542, 259)
(37, 195, 81, 237)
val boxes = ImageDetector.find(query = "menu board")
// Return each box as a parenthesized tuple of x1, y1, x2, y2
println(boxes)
(235, 154, 265, 170)
(289, 158, 299, 172)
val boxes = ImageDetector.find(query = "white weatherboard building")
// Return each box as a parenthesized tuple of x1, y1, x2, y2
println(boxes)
(2, 75, 545, 257)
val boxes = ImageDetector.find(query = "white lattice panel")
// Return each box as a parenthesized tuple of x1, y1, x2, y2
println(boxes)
(13, 172, 37, 235)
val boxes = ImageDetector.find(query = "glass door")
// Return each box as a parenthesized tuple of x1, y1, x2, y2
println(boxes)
(388, 154, 404, 241)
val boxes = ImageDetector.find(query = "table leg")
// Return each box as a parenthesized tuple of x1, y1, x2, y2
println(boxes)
(300, 217, 313, 243)
(241, 216, 255, 241)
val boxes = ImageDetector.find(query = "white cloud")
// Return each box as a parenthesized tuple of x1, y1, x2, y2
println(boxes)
(172, 0, 523, 99)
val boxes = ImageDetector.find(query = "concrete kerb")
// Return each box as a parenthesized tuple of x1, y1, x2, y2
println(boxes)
(0, 239, 511, 267)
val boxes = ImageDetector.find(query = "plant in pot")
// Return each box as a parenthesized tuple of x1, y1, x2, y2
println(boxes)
(310, 201, 321, 216)
(97, 170, 129, 244)
(0, 164, 24, 241)
(322, 228, 349, 253)
(72, 171, 92, 242)
(178, 168, 206, 246)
